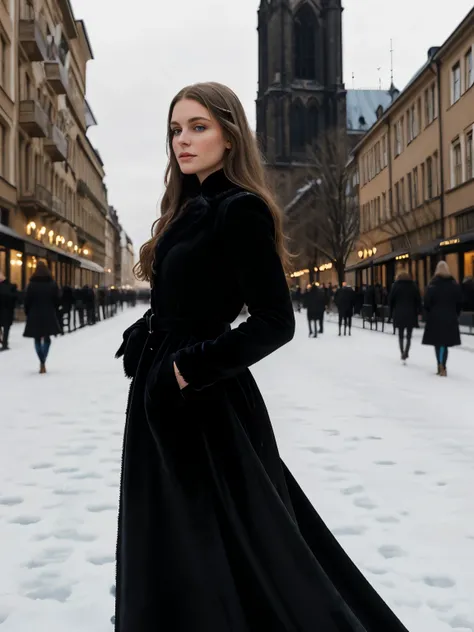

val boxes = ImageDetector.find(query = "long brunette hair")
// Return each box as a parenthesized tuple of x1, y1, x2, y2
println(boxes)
(134, 82, 288, 282)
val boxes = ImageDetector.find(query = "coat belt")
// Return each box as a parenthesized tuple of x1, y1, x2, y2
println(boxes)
(146, 312, 230, 338)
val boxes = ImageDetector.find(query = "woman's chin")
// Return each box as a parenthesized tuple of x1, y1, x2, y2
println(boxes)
(179, 164, 199, 175)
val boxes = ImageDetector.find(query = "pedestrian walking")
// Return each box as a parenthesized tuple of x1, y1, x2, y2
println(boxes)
(23, 262, 60, 373)
(303, 283, 326, 337)
(335, 282, 356, 336)
(114, 81, 408, 632)
(0, 271, 17, 351)
(389, 270, 422, 362)
(422, 260, 462, 376)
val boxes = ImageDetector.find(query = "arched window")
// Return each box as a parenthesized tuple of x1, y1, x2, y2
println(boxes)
(308, 103, 319, 144)
(294, 3, 318, 80)
(291, 100, 306, 152)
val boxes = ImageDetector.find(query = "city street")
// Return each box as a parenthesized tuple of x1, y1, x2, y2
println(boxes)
(0, 307, 473, 632)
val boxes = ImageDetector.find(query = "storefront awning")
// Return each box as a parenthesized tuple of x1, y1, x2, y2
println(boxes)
(438, 231, 474, 252)
(411, 239, 442, 258)
(0, 224, 84, 264)
(346, 248, 408, 273)
(76, 256, 104, 274)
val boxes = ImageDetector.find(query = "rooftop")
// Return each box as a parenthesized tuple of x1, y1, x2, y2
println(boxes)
(346, 89, 395, 133)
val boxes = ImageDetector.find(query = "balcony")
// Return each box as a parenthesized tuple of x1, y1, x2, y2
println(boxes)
(44, 60, 69, 95)
(19, 100, 49, 138)
(19, 19, 49, 62)
(19, 184, 53, 219)
(44, 125, 68, 162)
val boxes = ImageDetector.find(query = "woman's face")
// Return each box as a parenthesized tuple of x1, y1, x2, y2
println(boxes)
(170, 98, 230, 183)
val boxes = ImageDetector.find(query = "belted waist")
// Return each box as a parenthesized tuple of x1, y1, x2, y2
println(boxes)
(146, 312, 230, 338)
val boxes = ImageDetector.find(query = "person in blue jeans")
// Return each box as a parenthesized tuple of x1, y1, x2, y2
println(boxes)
(23, 262, 60, 374)
(422, 261, 462, 376)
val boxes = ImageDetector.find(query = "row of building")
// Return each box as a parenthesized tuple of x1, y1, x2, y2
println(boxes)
(0, 0, 135, 291)
(256, 1, 473, 293)
(344, 7, 474, 294)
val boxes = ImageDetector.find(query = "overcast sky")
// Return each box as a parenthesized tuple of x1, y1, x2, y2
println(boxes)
(72, 0, 473, 253)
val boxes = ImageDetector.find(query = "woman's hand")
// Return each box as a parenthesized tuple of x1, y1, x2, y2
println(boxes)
(173, 361, 188, 390)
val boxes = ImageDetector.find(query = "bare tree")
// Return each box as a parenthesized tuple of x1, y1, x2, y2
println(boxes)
(285, 128, 360, 285)
(376, 198, 441, 253)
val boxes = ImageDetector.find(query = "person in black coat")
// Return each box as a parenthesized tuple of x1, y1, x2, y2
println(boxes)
(461, 276, 474, 312)
(0, 271, 17, 350)
(23, 262, 61, 373)
(303, 283, 326, 337)
(422, 261, 462, 376)
(114, 83, 408, 632)
(389, 270, 422, 362)
(335, 282, 356, 336)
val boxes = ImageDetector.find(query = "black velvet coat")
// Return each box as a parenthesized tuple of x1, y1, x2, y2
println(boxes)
(115, 170, 408, 632)
(389, 279, 422, 330)
(23, 277, 60, 338)
(422, 275, 462, 347)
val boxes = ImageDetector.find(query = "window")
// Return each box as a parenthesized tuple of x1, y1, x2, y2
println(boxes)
(395, 182, 400, 214)
(416, 99, 422, 136)
(452, 62, 461, 103)
(465, 48, 473, 91)
(425, 84, 435, 124)
(382, 192, 387, 220)
(452, 140, 462, 187)
(308, 104, 319, 144)
(0, 34, 6, 88)
(433, 152, 439, 195)
(406, 109, 413, 143)
(0, 123, 5, 177)
(290, 100, 306, 152)
(413, 167, 419, 207)
(421, 163, 425, 202)
(466, 132, 473, 180)
(382, 134, 388, 167)
(407, 172, 413, 210)
(427, 157, 433, 199)
(400, 177, 405, 212)
(294, 4, 318, 80)
(375, 142, 381, 174)
(394, 120, 402, 156)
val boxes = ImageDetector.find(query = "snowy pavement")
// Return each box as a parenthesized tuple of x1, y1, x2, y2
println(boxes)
(0, 306, 473, 632)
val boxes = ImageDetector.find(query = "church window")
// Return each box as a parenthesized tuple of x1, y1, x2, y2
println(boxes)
(294, 3, 317, 80)
(291, 100, 306, 152)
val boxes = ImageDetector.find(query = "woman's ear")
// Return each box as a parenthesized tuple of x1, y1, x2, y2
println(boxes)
(225, 140, 232, 150)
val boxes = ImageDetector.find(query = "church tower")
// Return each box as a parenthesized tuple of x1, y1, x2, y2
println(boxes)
(256, 0, 346, 206)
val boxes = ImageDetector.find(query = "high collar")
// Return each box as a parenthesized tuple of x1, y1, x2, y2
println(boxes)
(182, 169, 236, 200)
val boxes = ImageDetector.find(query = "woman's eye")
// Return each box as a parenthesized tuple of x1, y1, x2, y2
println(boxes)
(171, 129, 181, 136)
(194, 125, 206, 132)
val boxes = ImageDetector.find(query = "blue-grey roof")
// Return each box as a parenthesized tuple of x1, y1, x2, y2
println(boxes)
(346, 89, 394, 133)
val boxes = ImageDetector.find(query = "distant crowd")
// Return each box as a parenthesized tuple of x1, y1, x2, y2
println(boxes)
(0, 266, 151, 359)
(291, 266, 474, 376)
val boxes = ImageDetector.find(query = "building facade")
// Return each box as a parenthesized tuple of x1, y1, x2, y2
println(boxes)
(0, 0, 133, 291)
(348, 8, 474, 292)
(120, 230, 134, 289)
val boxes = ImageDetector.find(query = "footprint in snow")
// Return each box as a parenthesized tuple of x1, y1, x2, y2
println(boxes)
(0, 496, 23, 506)
(341, 485, 364, 496)
(354, 497, 377, 510)
(378, 545, 406, 559)
(9, 515, 41, 525)
(423, 575, 456, 588)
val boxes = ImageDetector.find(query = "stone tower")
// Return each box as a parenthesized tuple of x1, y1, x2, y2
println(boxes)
(256, 0, 346, 207)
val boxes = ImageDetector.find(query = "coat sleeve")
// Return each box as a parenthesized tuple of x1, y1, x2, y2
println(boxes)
(174, 196, 295, 390)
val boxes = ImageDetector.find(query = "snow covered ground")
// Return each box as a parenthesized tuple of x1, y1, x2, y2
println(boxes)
(0, 306, 473, 632)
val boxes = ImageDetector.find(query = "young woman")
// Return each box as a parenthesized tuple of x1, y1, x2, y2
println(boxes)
(23, 261, 60, 373)
(389, 270, 422, 362)
(115, 82, 408, 632)
(422, 260, 462, 376)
